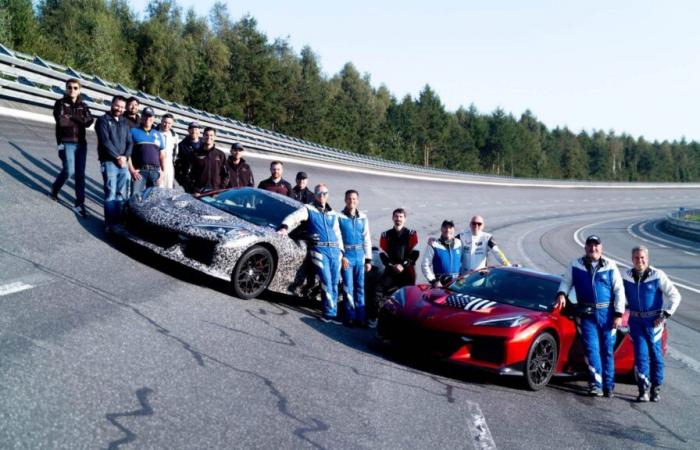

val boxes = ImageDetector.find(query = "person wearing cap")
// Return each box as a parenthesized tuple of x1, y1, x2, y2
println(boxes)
(125, 96, 140, 129)
(292, 171, 314, 203)
(158, 113, 179, 189)
(556, 235, 626, 398)
(175, 121, 202, 192)
(224, 143, 254, 188)
(129, 107, 166, 196)
(278, 184, 344, 324)
(457, 215, 510, 274)
(621, 245, 681, 402)
(338, 189, 373, 327)
(422, 220, 462, 287)
(258, 161, 293, 197)
(188, 127, 229, 193)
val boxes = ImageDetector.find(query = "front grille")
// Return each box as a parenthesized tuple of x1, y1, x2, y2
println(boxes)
(126, 214, 179, 248)
(182, 238, 216, 265)
(469, 336, 506, 364)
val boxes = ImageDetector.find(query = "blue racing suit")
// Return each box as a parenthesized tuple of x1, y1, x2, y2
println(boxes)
(559, 257, 625, 391)
(421, 237, 463, 285)
(622, 266, 681, 390)
(338, 208, 372, 323)
(281, 202, 344, 318)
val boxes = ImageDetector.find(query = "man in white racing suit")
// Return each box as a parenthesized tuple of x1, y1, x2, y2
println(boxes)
(457, 215, 510, 274)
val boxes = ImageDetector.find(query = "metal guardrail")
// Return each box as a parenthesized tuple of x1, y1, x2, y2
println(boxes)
(1, 43, 700, 188)
(664, 209, 700, 242)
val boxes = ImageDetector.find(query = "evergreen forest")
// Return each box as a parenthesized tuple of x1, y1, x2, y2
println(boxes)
(2, 0, 699, 181)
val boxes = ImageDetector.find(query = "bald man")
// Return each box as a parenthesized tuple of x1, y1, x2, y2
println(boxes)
(457, 215, 510, 274)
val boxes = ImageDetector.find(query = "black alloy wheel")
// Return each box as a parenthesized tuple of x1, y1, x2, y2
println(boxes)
(232, 246, 274, 299)
(524, 332, 558, 391)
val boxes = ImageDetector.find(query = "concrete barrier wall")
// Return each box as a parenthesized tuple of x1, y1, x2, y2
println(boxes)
(665, 209, 700, 242)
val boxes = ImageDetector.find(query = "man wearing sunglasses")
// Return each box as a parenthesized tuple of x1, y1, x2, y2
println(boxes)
(51, 78, 94, 217)
(278, 184, 345, 324)
(457, 215, 510, 274)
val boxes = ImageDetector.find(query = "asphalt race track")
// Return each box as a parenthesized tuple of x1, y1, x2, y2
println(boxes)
(1, 109, 700, 450)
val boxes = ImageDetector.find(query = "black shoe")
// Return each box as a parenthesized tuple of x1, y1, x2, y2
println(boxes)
(650, 386, 661, 402)
(637, 388, 650, 402)
(73, 204, 87, 217)
(603, 389, 614, 399)
(49, 190, 59, 202)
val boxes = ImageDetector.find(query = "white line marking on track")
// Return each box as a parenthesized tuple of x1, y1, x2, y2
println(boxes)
(0, 281, 34, 296)
(683, 251, 698, 256)
(667, 347, 700, 375)
(466, 402, 497, 450)
(575, 221, 700, 294)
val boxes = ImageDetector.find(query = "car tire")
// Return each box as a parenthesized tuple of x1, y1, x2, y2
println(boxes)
(524, 332, 558, 391)
(231, 246, 275, 300)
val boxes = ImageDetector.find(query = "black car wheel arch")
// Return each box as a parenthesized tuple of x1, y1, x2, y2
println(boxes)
(524, 332, 558, 391)
(231, 245, 275, 299)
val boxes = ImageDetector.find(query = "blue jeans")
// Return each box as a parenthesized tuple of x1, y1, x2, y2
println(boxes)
(52, 142, 87, 206)
(131, 168, 160, 197)
(101, 161, 129, 226)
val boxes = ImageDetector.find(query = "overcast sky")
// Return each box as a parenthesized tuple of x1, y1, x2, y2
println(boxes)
(132, 0, 700, 142)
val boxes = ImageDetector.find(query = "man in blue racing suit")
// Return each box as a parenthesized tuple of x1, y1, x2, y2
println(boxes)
(422, 220, 462, 287)
(556, 235, 626, 398)
(278, 184, 345, 323)
(622, 245, 681, 402)
(338, 190, 372, 327)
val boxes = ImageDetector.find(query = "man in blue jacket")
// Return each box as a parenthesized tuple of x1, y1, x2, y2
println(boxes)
(422, 220, 462, 287)
(338, 190, 372, 327)
(556, 235, 625, 397)
(622, 246, 681, 402)
(278, 184, 344, 324)
(96, 95, 132, 232)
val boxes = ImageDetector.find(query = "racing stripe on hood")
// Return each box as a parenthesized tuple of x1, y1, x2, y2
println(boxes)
(445, 294, 496, 311)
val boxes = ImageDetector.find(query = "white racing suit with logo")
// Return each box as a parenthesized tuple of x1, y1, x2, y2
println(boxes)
(456, 231, 510, 274)
(622, 267, 681, 392)
(421, 237, 463, 285)
(281, 203, 344, 318)
(338, 209, 372, 323)
(559, 257, 626, 392)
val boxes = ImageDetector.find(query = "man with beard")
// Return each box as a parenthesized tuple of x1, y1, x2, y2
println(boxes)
(188, 127, 228, 193)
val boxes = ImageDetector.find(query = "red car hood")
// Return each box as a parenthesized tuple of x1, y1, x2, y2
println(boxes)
(395, 285, 549, 332)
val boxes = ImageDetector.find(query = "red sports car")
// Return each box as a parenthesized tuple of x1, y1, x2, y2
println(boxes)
(378, 266, 667, 390)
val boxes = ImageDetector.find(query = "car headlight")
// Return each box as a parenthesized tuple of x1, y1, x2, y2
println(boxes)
(473, 315, 532, 328)
(192, 224, 239, 235)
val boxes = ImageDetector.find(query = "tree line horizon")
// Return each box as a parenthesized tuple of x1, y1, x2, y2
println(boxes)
(2, 0, 699, 182)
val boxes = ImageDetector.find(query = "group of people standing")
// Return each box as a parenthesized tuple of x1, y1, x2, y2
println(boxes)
(50, 79, 682, 401)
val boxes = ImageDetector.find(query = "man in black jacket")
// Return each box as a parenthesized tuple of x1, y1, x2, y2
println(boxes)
(96, 95, 132, 231)
(175, 121, 202, 192)
(291, 171, 314, 203)
(225, 142, 254, 188)
(188, 127, 228, 193)
(50, 78, 94, 217)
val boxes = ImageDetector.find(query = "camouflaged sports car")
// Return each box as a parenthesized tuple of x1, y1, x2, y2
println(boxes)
(117, 187, 311, 300)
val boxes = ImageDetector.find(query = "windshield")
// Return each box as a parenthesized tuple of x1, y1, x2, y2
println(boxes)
(201, 188, 298, 229)
(449, 268, 560, 311)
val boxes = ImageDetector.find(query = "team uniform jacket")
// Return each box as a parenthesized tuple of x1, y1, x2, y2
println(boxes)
(422, 237, 463, 284)
(622, 267, 681, 323)
(225, 157, 254, 188)
(338, 209, 372, 261)
(457, 231, 510, 273)
(559, 257, 626, 318)
(280, 203, 344, 252)
(189, 146, 229, 193)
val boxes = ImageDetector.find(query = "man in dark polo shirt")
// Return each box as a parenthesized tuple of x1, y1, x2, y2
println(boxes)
(189, 127, 228, 193)
(258, 160, 293, 197)
(129, 107, 165, 196)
